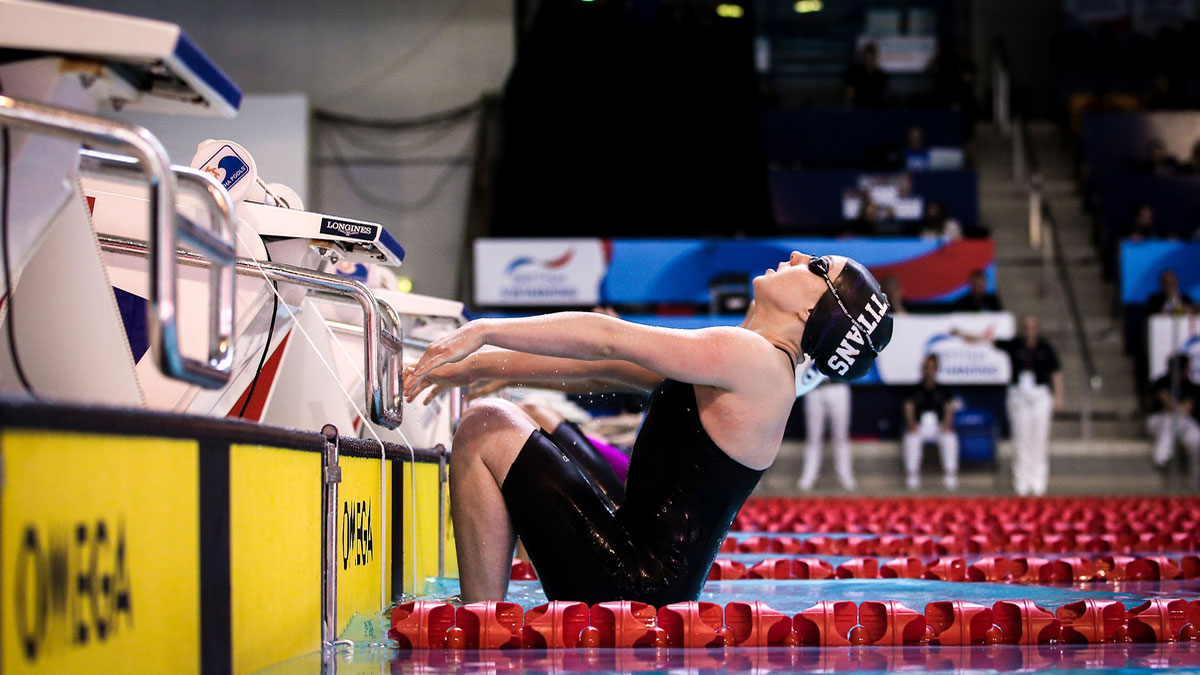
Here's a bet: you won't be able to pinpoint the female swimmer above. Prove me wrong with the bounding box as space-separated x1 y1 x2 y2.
403 252 892 605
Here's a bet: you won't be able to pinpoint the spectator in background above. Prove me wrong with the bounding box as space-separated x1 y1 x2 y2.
882 276 910 314
902 354 959 491
1146 268 1195 315
844 197 892 237
797 378 855 492
904 125 930 172
955 315 1062 496
1135 139 1180 176
918 200 962 240
845 41 888 107
1147 354 1200 489
1128 203 1157 241
953 269 1003 312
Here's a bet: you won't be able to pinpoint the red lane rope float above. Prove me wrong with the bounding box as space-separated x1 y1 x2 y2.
510 554 1200 583
388 598 1200 649
716 532 1200 557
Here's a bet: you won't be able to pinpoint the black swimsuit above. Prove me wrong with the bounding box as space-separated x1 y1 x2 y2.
501 379 765 605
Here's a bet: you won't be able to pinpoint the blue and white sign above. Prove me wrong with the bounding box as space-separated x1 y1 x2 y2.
873 312 1016 385
474 239 609 306
1120 241 1200 305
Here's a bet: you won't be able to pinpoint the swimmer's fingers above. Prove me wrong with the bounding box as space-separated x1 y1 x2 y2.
404 377 433 404
403 366 439 403
405 361 475 403
407 323 485 390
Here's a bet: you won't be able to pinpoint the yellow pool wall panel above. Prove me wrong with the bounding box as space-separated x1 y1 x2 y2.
1 430 200 675
229 444 321 675
400 461 442 595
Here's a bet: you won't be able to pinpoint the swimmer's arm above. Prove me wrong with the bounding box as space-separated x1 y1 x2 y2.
461 349 660 393
466 378 637 401
407 313 762 395
471 313 761 389
405 348 660 403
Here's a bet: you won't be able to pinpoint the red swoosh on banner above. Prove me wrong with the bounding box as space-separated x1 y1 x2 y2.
868 239 995 301
542 248 575 269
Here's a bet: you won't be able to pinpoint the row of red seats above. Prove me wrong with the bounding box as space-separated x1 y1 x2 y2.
704 554 1200 582
718 531 1197 556
733 519 1200 541
389 598 1200 649
733 497 1200 537
742 496 1200 515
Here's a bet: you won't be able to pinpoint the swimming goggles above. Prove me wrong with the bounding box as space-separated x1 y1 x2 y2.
808 254 882 356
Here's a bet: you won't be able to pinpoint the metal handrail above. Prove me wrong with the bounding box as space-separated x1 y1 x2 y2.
97 233 404 429
310 291 404 428
1013 116 1102 438
0 95 235 388
991 38 1013 137
79 149 236 385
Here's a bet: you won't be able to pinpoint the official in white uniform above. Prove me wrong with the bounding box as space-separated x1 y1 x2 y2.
997 316 1062 496
797 379 855 491
902 354 959 490
1147 354 1200 489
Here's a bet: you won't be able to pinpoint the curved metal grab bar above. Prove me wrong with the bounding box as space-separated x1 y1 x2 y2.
310 291 404 428
0 95 233 387
97 233 401 429
79 149 236 384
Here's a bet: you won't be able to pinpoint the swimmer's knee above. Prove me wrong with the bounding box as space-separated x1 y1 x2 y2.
458 399 524 430
454 400 537 451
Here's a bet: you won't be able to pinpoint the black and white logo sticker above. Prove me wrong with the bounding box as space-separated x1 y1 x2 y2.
319 217 378 241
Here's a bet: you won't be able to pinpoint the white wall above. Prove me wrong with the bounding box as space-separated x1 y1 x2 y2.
108 94 311 204
67 0 515 298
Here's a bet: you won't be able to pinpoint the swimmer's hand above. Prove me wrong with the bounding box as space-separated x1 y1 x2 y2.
404 321 488 400
402 363 469 405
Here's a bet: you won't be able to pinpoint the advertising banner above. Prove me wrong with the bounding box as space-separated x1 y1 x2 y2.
474 239 610 306
2 432 199 674
871 312 1015 385
1120 241 1200 305
475 237 995 307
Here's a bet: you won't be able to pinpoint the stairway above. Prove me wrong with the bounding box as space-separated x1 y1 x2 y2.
976 120 1143 441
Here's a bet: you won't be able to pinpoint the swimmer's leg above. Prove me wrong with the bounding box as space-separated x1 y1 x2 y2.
450 399 539 603
518 398 626 502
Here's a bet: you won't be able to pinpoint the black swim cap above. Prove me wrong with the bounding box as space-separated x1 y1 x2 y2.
800 258 893 382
